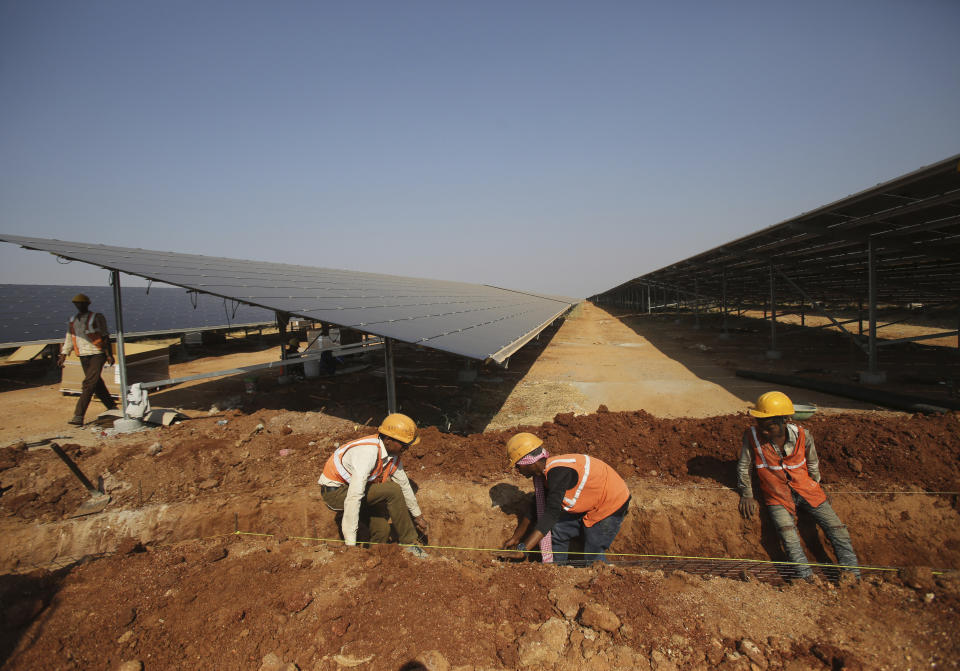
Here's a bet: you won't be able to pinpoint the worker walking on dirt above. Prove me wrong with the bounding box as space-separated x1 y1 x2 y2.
738 391 860 580
57 293 116 426
500 432 631 565
319 413 430 557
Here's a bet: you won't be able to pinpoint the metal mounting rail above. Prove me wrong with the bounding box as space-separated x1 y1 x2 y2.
138 338 383 390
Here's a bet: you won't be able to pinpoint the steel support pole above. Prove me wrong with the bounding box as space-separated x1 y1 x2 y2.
767 263 780 359
111 270 129 418
867 238 880 376
693 278 700 329
720 269 729 338
647 284 652 315
384 337 397 413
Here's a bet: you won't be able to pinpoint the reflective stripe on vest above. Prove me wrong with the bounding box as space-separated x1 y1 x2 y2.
549 456 591 511
750 427 807 472
69 313 105 353
544 454 630 527
327 436 399 484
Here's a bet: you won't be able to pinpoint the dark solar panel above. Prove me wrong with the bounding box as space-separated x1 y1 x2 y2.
0 236 575 362
1 284 274 347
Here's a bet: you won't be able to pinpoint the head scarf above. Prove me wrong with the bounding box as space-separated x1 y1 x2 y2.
516 449 553 563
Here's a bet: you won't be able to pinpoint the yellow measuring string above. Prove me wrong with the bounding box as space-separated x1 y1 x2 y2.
232 530 919 573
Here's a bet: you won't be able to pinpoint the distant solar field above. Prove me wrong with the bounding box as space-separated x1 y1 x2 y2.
1 284 274 347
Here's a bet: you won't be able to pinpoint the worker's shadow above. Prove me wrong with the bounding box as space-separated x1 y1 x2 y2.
685 455 738 488
488 483 531 517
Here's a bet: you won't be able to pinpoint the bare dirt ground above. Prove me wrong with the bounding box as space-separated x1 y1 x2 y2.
1 305 959 670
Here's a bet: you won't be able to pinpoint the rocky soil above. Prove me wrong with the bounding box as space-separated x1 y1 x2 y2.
2 407 959 670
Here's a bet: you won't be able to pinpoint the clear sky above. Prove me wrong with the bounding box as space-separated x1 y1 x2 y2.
1 1 958 299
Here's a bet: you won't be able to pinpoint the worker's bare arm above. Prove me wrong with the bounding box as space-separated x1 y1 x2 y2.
502 516 533 549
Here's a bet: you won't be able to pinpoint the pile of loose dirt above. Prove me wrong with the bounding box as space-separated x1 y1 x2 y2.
3 409 958 525
2 407 960 670
2 535 959 670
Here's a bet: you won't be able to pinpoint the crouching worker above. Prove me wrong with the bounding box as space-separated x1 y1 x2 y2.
499 432 630 565
738 391 860 581
319 413 429 558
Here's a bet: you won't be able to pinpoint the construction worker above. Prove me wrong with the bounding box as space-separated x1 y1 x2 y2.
56 293 116 426
738 391 860 580
500 432 630 565
319 413 429 557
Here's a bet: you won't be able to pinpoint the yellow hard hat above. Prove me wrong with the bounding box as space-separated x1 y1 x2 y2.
72 293 91 304
749 391 795 418
378 413 420 446
507 432 543 467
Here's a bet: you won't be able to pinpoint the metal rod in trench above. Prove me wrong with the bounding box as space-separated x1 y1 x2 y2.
111 269 129 418
50 442 102 494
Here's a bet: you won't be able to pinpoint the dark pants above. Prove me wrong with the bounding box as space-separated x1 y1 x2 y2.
551 504 629 565
73 353 115 420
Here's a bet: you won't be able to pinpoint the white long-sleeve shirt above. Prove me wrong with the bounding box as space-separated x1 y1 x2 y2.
61 311 110 357
318 437 421 545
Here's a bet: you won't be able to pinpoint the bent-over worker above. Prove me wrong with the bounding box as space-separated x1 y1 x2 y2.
738 391 860 580
319 413 429 557
500 432 630 565
57 293 116 426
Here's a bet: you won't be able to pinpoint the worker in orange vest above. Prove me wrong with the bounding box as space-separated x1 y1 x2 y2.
738 391 860 581
500 432 630 565
57 293 117 426
319 413 429 557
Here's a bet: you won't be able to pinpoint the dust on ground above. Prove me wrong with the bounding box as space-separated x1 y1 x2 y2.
2 306 960 670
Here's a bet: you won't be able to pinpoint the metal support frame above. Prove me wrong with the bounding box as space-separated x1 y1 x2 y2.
867 238 880 375
110 270 129 418
859 237 886 383
693 277 701 329
766 263 780 359
774 269 869 354
384 337 397 413
647 284 652 315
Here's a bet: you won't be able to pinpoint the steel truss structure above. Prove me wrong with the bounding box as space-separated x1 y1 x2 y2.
592 153 960 379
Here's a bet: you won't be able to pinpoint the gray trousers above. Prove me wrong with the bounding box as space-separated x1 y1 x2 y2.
768 491 860 578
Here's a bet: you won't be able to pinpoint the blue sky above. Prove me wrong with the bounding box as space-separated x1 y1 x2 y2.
1 1 958 298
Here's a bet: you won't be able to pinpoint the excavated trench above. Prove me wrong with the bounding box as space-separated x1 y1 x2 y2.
5 478 959 580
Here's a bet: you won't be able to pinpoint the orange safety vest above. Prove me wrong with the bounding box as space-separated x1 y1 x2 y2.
544 454 630 527
750 425 826 515
69 312 107 353
321 435 400 485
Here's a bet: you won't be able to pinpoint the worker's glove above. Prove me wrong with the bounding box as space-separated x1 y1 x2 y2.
413 516 429 534
57 354 66 368
738 496 758 520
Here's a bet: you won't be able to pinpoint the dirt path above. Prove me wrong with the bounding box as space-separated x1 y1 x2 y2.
487 303 880 429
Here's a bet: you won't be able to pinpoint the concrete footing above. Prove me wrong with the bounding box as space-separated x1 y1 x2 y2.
113 417 146 433
859 370 887 384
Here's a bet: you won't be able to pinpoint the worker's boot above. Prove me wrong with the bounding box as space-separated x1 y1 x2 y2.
403 546 428 559
68 416 84 426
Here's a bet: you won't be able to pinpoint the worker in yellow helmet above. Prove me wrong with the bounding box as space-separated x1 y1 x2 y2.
319 413 429 557
500 431 630 565
738 391 859 581
56 293 117 426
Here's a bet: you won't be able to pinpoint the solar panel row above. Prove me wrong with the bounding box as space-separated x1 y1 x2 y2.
0 235 575 362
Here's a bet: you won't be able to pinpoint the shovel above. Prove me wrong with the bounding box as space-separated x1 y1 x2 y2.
49 442 111 517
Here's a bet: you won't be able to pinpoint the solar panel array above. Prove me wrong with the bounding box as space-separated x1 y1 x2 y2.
595 153 960 307
0 236 574 362
0 284 274 347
